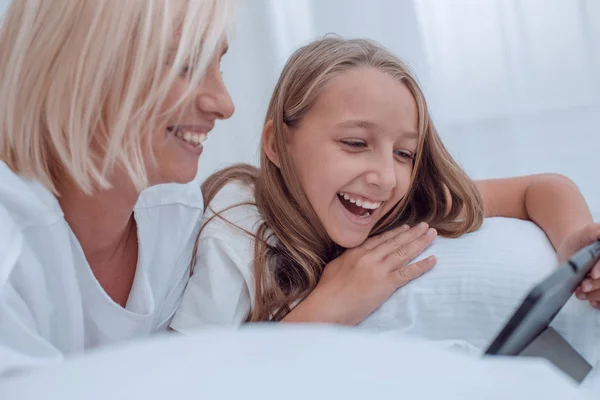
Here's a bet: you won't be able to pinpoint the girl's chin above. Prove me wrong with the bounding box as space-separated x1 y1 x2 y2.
331 235 368 250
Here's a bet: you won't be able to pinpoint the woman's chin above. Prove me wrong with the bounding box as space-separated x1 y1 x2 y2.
160 158 199 184
147 166 198 186
169 170 198 184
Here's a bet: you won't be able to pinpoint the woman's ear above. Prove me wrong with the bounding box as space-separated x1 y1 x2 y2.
263 120 281 168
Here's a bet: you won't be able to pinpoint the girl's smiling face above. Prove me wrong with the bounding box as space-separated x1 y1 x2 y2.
286 67 419 248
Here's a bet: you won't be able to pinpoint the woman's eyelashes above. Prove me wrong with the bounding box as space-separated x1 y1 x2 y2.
340 139 415 162
180 65 191 76
180 61 223 78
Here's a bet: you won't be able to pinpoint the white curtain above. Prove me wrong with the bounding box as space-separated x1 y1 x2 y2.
414 0 600 216
204 0 600 217
2 0 595 215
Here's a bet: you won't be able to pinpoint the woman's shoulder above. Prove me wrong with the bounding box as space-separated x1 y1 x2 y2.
0 203 23 290
0 161 64 227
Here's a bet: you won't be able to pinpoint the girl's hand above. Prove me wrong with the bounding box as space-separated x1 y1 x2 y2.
284 223 437 325
557 223 600 309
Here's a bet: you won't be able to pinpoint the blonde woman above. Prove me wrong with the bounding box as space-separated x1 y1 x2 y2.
0 0 235 375
171 37 600 330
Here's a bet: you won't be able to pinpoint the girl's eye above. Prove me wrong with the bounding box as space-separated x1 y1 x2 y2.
394 150 415 162
341 139 367 149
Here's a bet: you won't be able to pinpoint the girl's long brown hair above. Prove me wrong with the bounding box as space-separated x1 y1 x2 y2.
198 37 483 322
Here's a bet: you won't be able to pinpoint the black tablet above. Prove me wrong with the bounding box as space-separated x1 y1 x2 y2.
485 240 600 356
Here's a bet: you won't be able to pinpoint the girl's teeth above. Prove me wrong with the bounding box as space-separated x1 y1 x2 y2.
338 192 382 210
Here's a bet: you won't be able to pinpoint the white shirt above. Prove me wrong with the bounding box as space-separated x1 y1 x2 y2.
171 182 258 330
0 161 204 376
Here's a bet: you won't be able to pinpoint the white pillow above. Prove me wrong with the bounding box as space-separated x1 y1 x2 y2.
360 217 600 367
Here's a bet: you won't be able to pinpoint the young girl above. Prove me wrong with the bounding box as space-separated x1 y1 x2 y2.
171 37 600 330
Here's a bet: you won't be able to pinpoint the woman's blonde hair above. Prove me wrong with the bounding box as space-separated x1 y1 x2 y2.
201 37 484 322
0 0 234 194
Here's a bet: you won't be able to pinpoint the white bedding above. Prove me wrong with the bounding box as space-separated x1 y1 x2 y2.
0 326 594 399
360 217 600 388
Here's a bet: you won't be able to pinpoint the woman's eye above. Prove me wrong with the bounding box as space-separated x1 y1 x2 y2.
180 65 190 76
341 139 367 149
